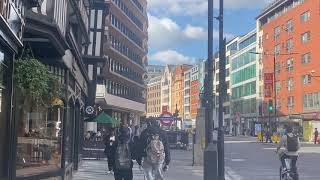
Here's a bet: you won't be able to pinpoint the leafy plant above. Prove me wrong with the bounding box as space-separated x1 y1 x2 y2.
14 56 61 106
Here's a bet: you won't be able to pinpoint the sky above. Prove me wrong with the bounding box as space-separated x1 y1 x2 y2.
147 0 275 65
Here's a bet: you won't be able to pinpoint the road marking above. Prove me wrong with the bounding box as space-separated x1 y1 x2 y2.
226 167 243 180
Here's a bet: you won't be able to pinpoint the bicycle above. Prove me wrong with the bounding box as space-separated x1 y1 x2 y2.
279 157 299 180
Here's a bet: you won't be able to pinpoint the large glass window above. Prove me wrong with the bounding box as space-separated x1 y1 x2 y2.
16 104 63 177
231 65 256 85
0 48 11 179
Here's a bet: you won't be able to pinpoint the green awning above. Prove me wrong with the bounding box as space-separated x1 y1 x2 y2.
85 112 120 126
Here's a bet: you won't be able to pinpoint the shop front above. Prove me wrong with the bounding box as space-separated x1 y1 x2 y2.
0 1 24 179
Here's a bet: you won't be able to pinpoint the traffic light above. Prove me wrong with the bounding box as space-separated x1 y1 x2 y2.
268 99 273 112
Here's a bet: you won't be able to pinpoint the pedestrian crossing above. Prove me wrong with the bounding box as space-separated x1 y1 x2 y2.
73 160 145 180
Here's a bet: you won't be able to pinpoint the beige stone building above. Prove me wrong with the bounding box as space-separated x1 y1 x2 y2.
146 76 162 117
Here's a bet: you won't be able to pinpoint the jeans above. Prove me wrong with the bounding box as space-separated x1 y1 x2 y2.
114 169 133 180
281 154 298 179
143 160 164 180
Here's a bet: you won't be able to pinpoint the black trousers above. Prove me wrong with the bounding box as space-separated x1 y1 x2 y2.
114 169 133 180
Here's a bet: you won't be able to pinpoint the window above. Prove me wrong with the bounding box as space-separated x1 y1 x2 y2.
302 74 311 85
288 96 294 108
274 26 281 40
288 77 293 91
301 31 310 44
275 63 281 73
286 19 293 32
274 44 281 56
300 11 310 23
286 39 293 53
286 58 293 71
276 99 281 109
276 81 281 93
303 92 320 110
301 52 311 64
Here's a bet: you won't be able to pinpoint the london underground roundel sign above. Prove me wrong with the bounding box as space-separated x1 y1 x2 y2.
159 111 174 126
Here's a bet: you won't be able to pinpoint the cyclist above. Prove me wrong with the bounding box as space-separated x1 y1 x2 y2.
276 125 300 179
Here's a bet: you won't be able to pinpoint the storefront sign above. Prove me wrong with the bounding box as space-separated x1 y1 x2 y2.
264 73 273 98
85 106 95 115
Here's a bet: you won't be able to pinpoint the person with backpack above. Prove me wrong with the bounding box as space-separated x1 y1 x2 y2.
276 125 300 179
137 120 170 180
109 125 134 180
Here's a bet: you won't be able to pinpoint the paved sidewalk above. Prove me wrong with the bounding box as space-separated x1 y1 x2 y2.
73 150 238 180
73 160 145 180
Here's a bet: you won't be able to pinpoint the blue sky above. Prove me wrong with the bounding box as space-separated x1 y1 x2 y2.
147 0 274 65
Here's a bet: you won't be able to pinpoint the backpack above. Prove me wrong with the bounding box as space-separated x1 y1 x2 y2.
146 134 165 164
115 142 132 170
286 134 299 152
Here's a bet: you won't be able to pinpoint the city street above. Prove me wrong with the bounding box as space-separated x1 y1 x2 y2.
225 136 320 180
73 136 320 179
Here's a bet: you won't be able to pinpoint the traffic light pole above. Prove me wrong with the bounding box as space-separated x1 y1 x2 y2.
273 56 277 130
217 0 225 178
204 0 218 179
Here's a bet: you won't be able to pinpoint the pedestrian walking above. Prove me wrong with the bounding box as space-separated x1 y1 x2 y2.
137 120 170 180
105 129 116 174
314 128 318 144
109 126 135 180
265 128 273 143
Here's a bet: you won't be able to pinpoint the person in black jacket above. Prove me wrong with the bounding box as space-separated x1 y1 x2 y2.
105 129 116 174
137 120 170 180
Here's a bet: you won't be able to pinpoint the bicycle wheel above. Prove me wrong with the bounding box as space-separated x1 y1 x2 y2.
279 167 282 180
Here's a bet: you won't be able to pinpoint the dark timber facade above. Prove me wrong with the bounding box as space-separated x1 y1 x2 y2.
0 0 92 179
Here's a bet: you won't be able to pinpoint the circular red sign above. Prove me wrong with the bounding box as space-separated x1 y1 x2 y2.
160 112 174 126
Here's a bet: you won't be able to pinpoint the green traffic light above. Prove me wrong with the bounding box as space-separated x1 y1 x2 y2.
268 106 273 111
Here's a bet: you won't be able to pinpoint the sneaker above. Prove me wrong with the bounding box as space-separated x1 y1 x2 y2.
106 171 112 175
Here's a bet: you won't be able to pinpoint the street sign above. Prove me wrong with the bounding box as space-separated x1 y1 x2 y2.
264 73 274 98
159 111 174 126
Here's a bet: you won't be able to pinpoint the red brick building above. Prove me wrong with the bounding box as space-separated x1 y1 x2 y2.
257 0 320 140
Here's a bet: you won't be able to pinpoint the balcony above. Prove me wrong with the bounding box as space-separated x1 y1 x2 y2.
96 84 146 113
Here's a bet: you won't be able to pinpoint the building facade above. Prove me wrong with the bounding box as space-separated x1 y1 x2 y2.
190 65 199 120
0 0 92 179
214 52 231 128
0 0 24 179
229 30 261 135
145 65 165 83
146 76 162 117
171 65 192 120
184 68 192 120
160 65 175 113
257 0 320 141
95 0 148 126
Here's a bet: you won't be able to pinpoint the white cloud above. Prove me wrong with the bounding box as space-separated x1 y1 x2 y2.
148 0 274 16
149 15 233 50
184 24 207 40
150 50 195 65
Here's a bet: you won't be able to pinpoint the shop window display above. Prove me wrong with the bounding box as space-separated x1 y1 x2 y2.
15 104 63 176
